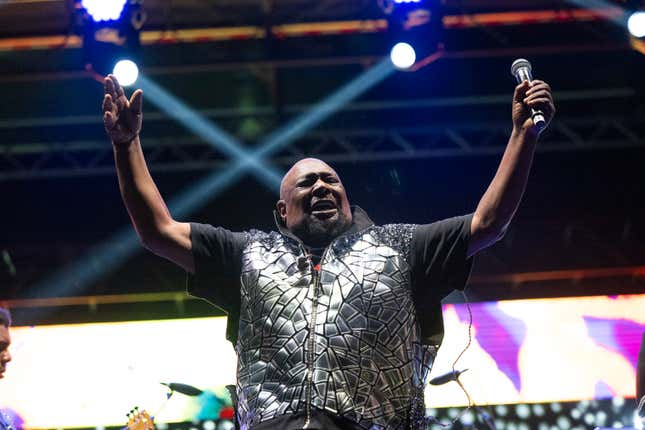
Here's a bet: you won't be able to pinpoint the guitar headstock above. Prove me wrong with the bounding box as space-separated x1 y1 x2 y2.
125 407 154 430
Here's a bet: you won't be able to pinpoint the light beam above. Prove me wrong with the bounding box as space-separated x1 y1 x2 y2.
31 58 395 298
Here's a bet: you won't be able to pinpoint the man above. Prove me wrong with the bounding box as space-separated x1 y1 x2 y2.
0 308 14 430
0 308 11 381
103 73 554 430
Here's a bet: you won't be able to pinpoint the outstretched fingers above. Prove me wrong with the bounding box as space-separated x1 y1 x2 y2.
129 89 143 115
102 93 113 114
103 94 117 129
104 76 118 101
106 74 128 111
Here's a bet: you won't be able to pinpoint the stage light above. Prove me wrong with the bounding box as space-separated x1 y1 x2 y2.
112 59 139 86
390 42 416 69
136 75 281 188
217 422 235 430
628 11 645 38
459 410 475 426
382 0 441 71
516 404 531 419
556 416 572 430
532 404 546 417
496 405 508 416
30 58 394 300
634 410 644 430
612 396 625 409
75 0 145 76
81 0 127 22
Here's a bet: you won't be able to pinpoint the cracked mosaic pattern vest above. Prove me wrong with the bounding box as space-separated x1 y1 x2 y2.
234 223 438 430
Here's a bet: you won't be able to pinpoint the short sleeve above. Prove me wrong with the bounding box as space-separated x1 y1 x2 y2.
186 222 248 342
410 214 474 345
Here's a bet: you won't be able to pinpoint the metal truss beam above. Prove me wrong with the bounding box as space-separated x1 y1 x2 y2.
1 115 643 180
0 42 632 85
0 7 625 52
1 87 641 180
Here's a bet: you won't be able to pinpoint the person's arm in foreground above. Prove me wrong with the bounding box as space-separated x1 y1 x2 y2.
468 79 556 257
103 74 194 272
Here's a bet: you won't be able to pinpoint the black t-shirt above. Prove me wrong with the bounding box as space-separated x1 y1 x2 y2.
187 213 473 344
186 213 473 429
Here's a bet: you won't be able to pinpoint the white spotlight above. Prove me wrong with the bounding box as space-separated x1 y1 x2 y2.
82 0 127 22
390 42 416 70
635 410 644 430
628 11 645 38
113 59 139 86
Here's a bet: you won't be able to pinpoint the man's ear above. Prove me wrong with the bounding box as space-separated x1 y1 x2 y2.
276 200 287 223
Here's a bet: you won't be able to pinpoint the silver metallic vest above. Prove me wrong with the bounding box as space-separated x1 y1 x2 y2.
235 224 437 430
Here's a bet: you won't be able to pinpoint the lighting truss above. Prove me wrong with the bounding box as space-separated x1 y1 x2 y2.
1 91 643 181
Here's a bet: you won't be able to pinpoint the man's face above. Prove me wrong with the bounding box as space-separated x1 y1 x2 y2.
277 158 352 247
0 325 11 379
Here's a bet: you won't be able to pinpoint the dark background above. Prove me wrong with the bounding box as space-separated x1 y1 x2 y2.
1 0 644 323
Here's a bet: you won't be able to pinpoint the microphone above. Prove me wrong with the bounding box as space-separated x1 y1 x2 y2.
160 382 203 396
428 368 468 386
511 58 546 132
297 255 311 272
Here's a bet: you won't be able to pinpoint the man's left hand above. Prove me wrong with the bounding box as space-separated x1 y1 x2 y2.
512 79 555 136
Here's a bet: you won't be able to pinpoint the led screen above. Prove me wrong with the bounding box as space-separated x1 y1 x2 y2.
426 294 644 407
0 317 237 428
0 294 643 428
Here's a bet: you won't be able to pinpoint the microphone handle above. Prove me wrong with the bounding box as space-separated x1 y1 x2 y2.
515 68 546 132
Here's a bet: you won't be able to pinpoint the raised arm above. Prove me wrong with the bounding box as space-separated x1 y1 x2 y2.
468 79 555 257
103 75 195 272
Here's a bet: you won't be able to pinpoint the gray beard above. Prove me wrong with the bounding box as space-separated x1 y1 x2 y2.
292 214 352 248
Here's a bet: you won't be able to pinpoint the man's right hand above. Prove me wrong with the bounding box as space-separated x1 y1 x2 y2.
103 74 143 146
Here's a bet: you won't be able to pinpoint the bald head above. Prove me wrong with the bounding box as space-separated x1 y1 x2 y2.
280 158 338 200
276 158 352 246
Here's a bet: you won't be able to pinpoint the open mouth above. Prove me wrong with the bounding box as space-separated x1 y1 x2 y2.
310 199 337 216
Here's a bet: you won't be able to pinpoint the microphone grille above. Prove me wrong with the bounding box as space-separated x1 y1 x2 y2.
511 58 532 77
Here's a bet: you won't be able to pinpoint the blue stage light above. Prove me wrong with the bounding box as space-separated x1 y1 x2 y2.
113 59 139 86
136 75 282 189
30 58 395 300
394 0 422 3
628 11 645 38
81 0 127 22
390 42 416 69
